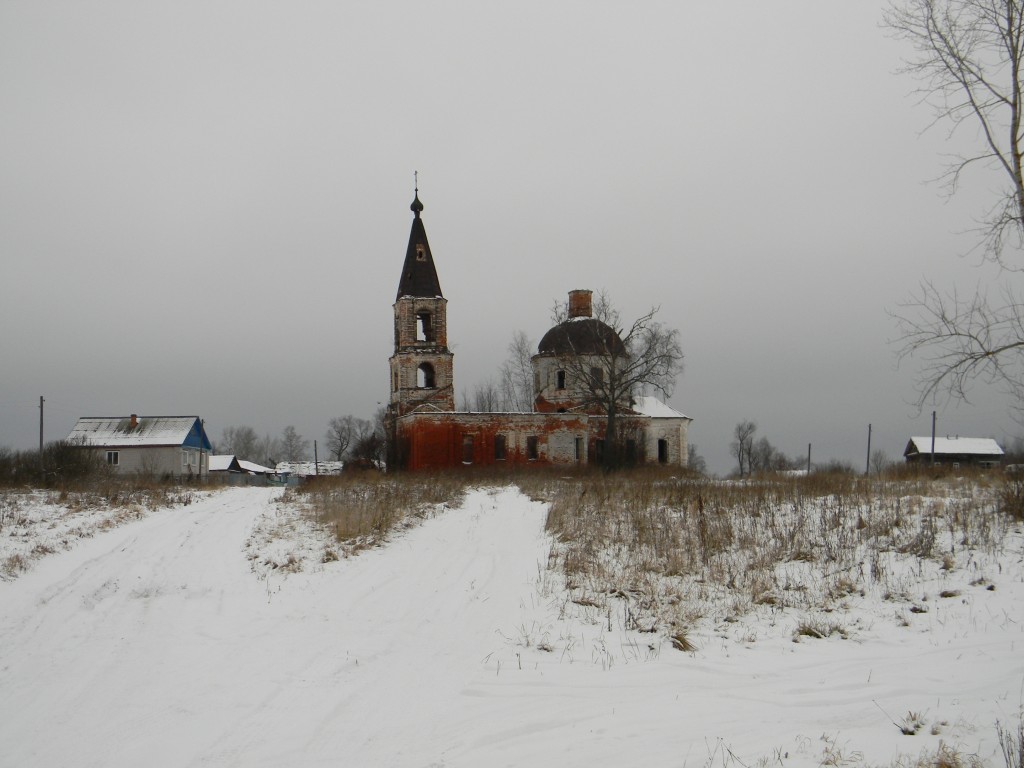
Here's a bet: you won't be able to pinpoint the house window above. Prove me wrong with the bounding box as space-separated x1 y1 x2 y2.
556 370 566 390
526 436 539 461
416 312 432 342
417 362 436 388
575 437 583 462
462 434 474 464
658 439 668 464
182 450 193 468
494 434 506 461
594 439 605 463
106 451 119 466
591 366 603 384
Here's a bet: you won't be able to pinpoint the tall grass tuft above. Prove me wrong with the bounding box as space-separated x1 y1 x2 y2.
998 718 1024 768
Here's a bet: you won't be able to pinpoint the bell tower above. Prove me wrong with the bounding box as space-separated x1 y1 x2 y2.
388 187 455 416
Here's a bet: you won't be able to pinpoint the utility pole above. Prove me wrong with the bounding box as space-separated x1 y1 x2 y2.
806 443 812 475
931 410 937 466
314 440 320 476
39 395 44 472
866 423 872 476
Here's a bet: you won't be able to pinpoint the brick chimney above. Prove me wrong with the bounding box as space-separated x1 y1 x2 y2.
568 289 593 319
130 414 138 429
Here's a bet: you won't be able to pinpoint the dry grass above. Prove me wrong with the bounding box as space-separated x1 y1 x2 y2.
540 468 1016 645
896 741 984 768
284 471 470 549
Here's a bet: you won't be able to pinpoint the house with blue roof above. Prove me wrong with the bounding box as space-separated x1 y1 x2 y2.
67 415 212 477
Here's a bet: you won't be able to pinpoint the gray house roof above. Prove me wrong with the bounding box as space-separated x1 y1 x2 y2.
68 416 211 450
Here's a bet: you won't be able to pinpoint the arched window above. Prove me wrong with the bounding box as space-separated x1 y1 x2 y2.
416 312 432 342
417 362 436 388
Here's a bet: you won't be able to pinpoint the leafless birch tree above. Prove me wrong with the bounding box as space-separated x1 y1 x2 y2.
885 0 1024 410
499 330 535 412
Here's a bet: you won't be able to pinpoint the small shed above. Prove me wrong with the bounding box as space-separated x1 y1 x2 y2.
68 415 212 477
903 436 1004 468
208 455 243 474
238 460 276 476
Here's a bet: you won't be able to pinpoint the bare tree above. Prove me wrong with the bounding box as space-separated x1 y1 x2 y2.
731 420 757 477
350 408 387 464
896 280 1024 407
885 0 1024 410
256 433 281 468
500 330 535 411
279 425 309 462
218 425 259 459
552 292 684 470
687 443 708 475
747 435 795 474
870 449 893 475
325 416 358 461
460 379 502 412
1004 434 1024 461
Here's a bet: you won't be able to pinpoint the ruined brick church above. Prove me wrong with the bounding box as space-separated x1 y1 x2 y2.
386 190 691 471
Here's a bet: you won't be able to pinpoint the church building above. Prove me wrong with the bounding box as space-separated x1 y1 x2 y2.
386 190 691 471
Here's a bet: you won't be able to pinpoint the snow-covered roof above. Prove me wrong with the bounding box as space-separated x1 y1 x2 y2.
905 437 1003 457
238 460 275 475
631 396 689 420
68 416 208 448
274 461 344 477
207 455 237 472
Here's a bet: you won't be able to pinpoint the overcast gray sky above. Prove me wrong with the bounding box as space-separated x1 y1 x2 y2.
1 1 1016 475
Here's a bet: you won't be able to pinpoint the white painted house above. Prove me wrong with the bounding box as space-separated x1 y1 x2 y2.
68 415 212 477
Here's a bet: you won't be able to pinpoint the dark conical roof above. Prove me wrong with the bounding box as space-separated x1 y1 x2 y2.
537 318 626 356
396 192 443 300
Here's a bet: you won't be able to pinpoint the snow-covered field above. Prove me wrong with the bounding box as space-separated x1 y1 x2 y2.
1 485 1022 767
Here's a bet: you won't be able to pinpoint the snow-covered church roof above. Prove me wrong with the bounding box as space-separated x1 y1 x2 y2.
631 396 689 420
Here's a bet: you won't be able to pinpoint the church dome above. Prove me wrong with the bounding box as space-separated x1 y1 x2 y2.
537 317 626 356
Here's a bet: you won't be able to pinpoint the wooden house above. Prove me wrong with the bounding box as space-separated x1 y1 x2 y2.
903 436 1004 468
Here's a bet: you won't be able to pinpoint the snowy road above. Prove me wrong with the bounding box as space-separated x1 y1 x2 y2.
2 486 1022 768
0 486 558 767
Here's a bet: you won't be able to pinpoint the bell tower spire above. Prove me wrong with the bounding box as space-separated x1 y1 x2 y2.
397 175 442 300
388 183 455 418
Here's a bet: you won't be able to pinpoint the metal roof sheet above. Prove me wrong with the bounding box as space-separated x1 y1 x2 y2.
68 416 202 447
